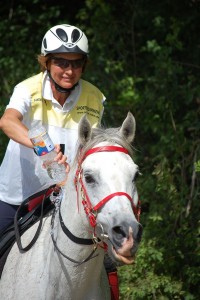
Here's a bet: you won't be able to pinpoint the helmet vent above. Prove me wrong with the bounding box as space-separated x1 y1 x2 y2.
71 29 80 43
56 28 68 42
43 38 47 49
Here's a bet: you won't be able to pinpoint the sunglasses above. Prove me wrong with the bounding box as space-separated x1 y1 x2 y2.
51 57 85 69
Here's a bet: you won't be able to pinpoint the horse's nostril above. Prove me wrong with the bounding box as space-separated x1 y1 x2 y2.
112 226 126 238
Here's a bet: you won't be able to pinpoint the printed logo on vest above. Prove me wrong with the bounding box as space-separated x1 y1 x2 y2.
76 105 100 119
33 98 42 102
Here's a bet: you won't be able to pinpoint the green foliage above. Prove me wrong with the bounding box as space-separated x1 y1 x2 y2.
119 240 186 299
195 160 200 172
0 0 199 298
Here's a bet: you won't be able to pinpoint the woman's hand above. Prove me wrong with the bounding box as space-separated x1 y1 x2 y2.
54 144 70 186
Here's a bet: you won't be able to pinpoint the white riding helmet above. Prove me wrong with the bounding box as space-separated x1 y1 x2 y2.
41 24 89 56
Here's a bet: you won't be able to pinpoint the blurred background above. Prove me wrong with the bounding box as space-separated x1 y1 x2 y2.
0 1 199 299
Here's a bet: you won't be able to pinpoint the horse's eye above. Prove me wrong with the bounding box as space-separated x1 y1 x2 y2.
84 174 95 184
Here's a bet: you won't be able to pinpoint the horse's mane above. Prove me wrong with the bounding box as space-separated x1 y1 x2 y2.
73 125 134 167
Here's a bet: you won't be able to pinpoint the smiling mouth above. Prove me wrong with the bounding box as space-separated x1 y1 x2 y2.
62 77 72 82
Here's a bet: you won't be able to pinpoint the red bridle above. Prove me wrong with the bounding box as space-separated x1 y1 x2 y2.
74 146 141 227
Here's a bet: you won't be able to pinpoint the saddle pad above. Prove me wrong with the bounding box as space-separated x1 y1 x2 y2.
27 186 55 211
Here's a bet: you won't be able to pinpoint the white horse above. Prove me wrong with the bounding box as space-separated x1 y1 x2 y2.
0 112 142 300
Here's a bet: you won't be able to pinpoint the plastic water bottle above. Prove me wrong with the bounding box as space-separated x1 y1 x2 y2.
28 126 67 182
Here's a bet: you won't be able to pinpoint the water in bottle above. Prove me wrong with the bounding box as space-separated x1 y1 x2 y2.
28 126 67 182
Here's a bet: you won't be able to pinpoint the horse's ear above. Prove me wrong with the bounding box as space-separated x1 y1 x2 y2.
119 112 136 143
78 114 92 145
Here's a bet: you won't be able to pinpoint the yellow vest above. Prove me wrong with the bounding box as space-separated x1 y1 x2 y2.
22 72 104 128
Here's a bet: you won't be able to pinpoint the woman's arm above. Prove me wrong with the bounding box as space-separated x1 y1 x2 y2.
0 108 33 148
0 108 70 174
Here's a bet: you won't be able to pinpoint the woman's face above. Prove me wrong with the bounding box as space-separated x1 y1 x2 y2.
48 53 86 89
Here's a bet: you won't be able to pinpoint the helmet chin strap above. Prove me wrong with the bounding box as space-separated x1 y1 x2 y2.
47 71 78 93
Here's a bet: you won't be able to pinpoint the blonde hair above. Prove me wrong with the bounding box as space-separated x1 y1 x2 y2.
37 54 52 71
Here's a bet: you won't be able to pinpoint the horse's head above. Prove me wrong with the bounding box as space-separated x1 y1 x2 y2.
75 112 142 265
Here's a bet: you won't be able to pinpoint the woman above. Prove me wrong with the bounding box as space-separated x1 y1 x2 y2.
0 24 105 232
